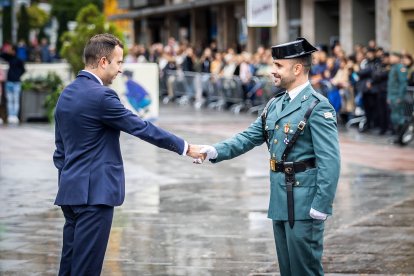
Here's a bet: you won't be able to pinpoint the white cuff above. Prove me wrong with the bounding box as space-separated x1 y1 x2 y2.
310 208 328 220
182 141 188 156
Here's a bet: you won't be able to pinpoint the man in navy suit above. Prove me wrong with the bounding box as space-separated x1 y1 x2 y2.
53 33 201 275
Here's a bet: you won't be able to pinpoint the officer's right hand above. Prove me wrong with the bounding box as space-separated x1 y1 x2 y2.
193 145 218 164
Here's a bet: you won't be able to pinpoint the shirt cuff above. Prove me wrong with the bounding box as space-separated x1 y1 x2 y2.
182 141 188 156
310 208 328 220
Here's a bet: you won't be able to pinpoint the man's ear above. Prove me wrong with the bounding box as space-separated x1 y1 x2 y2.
293 63 302 76
98 56 107 69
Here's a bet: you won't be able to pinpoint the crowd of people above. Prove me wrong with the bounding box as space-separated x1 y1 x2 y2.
1 36 413 144
123 38 414 143
2 38 58 64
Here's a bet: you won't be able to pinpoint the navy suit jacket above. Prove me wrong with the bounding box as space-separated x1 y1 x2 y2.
53 71 185 206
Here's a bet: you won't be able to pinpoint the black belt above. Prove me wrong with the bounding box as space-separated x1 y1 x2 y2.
269 158 316 173
270 158 316 229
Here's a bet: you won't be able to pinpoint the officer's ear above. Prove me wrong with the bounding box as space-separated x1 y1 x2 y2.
292 62 303 76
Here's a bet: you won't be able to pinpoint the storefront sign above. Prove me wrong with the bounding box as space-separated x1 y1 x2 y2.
247 0 277 27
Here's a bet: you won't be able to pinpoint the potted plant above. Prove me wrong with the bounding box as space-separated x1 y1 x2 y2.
21 72 63 122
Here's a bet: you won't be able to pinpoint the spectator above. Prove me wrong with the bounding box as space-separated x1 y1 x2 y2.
0 45 26 123
40 38 52 63
387 52 408 144
402 53 414 86
372 52 391 135
16 40 28 62
357 48 379 132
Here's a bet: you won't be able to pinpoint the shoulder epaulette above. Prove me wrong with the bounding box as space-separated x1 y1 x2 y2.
311 91 327 101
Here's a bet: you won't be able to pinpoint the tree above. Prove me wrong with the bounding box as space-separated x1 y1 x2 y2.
2 3 12 43
17 4 30 43
17 3 50 43
26 4 49 30
60 4 124 74
51 0 103 54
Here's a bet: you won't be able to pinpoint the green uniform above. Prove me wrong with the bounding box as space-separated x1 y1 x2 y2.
211 84 340 275
387 63 408 127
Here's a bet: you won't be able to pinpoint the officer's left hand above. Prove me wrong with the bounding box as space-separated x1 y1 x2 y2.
310 208 328 220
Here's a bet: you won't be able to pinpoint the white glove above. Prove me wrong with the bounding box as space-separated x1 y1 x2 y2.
309 208 328 220
193 145 218 164
200 145 218 160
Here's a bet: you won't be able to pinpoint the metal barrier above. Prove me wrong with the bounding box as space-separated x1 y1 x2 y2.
160 70 277 114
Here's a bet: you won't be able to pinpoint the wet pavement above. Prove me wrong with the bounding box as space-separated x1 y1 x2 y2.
0 104 414 276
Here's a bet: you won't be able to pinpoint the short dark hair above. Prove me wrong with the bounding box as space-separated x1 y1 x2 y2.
293 55 312 73
83 33 123 67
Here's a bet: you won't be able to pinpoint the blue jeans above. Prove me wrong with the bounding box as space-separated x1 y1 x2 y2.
6 81 22 117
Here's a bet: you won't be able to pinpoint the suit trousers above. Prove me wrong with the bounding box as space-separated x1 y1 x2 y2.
59 205 114 276
273 220 325 276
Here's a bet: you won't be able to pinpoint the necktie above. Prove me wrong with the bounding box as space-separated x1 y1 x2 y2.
282 94 290 111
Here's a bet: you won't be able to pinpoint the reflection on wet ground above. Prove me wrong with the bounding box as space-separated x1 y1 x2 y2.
0 105 413 275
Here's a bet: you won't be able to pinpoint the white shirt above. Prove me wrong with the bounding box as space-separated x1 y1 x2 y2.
286 80 328 220
81 70 188 155
286 80 310 101
82 70 103 85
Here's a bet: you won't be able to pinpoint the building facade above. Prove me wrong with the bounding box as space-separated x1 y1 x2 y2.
108 0 414 55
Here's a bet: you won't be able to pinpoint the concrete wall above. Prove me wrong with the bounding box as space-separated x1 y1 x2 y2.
340 0 353 55
314 1 339 47
301 0 315 44
353 0 376 46
376 0 391 51
391 0 414 55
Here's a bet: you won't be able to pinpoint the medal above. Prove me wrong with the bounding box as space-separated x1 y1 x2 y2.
284 123 290 134
284 122 290 144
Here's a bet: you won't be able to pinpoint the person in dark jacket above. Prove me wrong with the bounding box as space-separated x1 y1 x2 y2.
372 52 390 134
0 44 26 123
356 48 380 132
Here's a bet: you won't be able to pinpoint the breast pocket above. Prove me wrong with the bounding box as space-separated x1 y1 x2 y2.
264 119 277 144
286 122 306 138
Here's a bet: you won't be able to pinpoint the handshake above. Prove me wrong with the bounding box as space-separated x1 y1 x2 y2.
186 144 218 164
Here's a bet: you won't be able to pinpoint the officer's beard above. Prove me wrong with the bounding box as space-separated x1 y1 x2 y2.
277 75 295 90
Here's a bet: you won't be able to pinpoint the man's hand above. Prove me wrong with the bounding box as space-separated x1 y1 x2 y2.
186 144 204 159
192 145 218 164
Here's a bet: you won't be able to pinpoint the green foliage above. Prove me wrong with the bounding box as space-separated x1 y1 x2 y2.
27 4 50 29
17 4 30 43
22 72 64 123
51 0 103 53
60 4 124 74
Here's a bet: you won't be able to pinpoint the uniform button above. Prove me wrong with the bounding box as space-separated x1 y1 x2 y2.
273 139 278 144
265 125 269 130
275 125 279 130
295 181 300 186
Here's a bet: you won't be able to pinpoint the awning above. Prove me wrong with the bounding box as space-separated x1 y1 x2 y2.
108 0 242 20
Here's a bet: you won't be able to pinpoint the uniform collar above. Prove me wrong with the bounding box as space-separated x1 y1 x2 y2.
286 81 310 101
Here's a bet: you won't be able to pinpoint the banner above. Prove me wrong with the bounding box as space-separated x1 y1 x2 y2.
111 63 159 121
247 0 277 27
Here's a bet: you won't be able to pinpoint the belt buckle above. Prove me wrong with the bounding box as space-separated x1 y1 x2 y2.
298 121 306 131
270 159 277 171
284 162 294 174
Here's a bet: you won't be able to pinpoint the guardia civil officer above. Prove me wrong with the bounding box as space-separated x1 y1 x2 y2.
387 52 408 145
194 38 341 275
